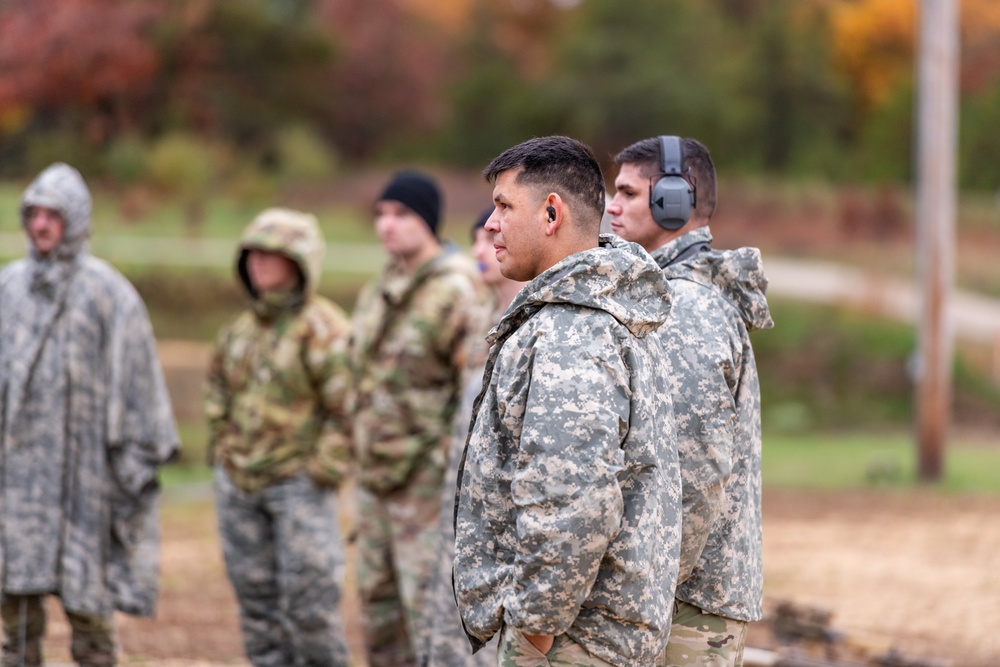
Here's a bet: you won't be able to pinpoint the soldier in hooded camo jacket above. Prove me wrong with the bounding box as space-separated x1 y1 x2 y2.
205 208 352 667
0 163 179 667
422 207 524 667
609 136 774 667
348 171 490 667
454 136 684 667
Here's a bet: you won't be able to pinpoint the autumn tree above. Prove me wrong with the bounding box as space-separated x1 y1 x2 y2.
831 0 1000 116
152 0 337 160
0 0 165 171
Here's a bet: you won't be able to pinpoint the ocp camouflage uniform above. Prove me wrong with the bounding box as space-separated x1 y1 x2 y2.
205 208 351 667
455 235 683 667
650 227 773 667
0 163 179 666
423 305 498 667
349 248 489 667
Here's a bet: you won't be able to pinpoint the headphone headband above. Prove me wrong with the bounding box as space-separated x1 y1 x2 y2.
659 135 684 177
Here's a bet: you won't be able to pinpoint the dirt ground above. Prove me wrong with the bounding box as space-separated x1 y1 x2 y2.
28 483 999 667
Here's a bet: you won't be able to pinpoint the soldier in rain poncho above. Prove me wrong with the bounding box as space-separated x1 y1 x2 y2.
0 163 179 666
609 136 774 667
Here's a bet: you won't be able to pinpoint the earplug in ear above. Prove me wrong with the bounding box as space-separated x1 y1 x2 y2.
546 206 556 222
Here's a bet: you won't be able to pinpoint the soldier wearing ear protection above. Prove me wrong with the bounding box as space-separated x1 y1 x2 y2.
609 137 774 667
649 135 696 231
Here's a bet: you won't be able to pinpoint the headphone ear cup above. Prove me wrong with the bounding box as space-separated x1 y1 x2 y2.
650 135 694 231
650 176 693 231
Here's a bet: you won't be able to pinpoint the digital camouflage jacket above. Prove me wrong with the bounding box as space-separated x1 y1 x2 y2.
0 163 179 617
652 226 773 622
454 235 683 667
205 208 352 493
349 249 488 494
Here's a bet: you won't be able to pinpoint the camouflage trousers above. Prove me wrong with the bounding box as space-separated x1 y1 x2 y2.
422 437 496 667
215 467 350 667
356 468 442 667
498 625 615 667
0 594 115 667
656 600 748 667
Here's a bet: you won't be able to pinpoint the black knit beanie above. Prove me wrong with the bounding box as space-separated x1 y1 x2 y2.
378 170 441 235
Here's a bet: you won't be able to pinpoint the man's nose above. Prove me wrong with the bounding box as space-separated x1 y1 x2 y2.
484 212 499 232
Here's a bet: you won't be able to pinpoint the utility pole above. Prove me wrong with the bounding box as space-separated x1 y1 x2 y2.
914 0 958 482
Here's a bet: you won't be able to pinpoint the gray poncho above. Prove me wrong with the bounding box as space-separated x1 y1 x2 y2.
0 163 179 617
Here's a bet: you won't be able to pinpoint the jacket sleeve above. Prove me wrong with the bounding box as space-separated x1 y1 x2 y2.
204 326 235 466
504 338 628 635
304 308 353 488
433 271 493 378
668 297 740 582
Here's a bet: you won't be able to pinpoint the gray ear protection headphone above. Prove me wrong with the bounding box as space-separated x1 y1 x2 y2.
649 135 695 231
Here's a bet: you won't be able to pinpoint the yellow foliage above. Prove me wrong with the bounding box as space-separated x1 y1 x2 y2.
831 0 1000 111
0 104 31 137
831 0 917 111
961 0 1000 41
402 0 475 33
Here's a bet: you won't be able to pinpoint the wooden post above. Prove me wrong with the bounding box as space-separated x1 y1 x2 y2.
914 0 958 482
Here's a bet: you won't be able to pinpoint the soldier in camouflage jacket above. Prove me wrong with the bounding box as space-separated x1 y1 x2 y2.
0 163 179 666
205 208 351 666
423 208 523 667
455 136 683 667
348 171 489 667
610 137 773 667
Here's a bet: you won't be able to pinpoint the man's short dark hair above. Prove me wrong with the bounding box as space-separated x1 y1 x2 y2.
483 136 606 230
614 137 717 219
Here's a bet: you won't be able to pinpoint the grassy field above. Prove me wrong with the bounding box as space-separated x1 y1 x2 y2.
0 182 378 241
762 431 1000 494
163 417 1000 496
5 175 1000 498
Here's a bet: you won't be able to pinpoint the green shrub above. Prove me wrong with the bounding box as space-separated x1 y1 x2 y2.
275 124 339 183
105 135 148 185
24 130 102 176
755 299 1000 434
145 133 215 197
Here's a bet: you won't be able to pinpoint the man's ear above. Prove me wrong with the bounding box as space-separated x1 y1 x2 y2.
543 194 563 237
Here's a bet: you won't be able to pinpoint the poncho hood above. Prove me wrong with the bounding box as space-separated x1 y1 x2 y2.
495 234 671 343
20 162 92 262
654 227 773 332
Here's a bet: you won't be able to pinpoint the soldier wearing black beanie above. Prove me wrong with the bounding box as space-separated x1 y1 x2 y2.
376 170 441 237
352 166 491 667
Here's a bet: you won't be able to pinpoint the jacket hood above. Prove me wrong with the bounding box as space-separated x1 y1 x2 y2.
236 207 325 301
656 227 774 332
20 162 91 261
496 234 671 340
